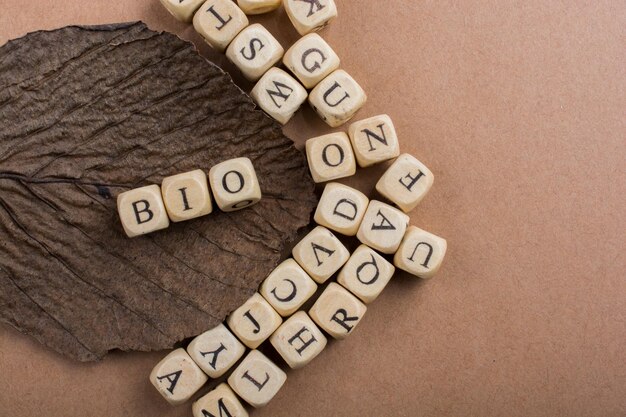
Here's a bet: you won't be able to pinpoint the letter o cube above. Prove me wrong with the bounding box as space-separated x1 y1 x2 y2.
309 70 367 127
117 185 170 237
283 33 340 88
305 132 356 183
208 157 262 212
314 182 369 236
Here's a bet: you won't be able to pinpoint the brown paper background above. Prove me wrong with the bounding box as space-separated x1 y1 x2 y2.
0 1 624 416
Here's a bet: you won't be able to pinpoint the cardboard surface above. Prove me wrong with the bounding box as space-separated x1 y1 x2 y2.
0 1 624 416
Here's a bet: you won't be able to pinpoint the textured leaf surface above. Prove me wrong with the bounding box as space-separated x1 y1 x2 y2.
0 22 316 361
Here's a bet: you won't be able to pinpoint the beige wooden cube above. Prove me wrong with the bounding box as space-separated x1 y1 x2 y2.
394 226 447 279
159 0 205 22
375 153 434 213
208 157 261 212
348 114 400 167
150 348 208 405
259 259 318 317
228 350 287 408
305 132 356 183
356 200 410 254
237 0 281 14
283 0 337 35
283 33 340 88
337 244 395 304
193 0 249 52
250 67 308 125
292 226 349 283
309 69 366 127
192 383 249 417
226 292 282 349
313 182 369 236
309 282 367 339
117 185 170 238
225 24 284 82
187 323 246 378
269 311 327 369
161 169 213 223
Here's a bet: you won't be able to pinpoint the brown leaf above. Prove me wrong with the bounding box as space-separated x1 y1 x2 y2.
0 22 316 361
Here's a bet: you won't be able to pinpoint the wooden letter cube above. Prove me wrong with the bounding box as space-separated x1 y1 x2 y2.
208 157 261 212
309 282 367 339
309 70 367 127
228 350 287 408
305 132 356 183
150 348 208 405
284 0 338 35
237 0 281 14
117 185 170 237
187 323 246 378
226 292 282 349
250 67 308 124
337 244 395 304
270 311 327 369
375 153 434 213
292 225 350 283
161 169 213 223
193 383 249 417
226 24 284 82
348 114 400 167
356 200 410 254
160 0 205 22
283 33 340 88
259 259 318 317
313 182 369 236
193 0 249 52
394 226 447 279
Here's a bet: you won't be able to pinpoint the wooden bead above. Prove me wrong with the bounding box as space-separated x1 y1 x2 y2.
226 292 282 349
283 33 340 88
305 132 356 183
309 70 367 127
250 67 308 125
117 185 170 237
259 259 318 317
228 350 287 408
348 114 400 167
337 244 395 304
313 182 369 236
161 169 213 223
375 153 434 213
394 226 447 279
150 348 208 405
225 24 284 82
283 0 337 35
187 323 246 378
269 311 327 369
309 282 367 339
292 225 350 284
193 0 249 52
192 383 249 417
237 0 281 15
208 157 261 212
356 200 410 254
159 0 205 22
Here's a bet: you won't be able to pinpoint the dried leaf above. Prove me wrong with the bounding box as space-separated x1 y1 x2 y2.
0 22 316 361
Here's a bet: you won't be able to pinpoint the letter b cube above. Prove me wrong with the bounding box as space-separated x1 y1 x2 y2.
117 185 170 237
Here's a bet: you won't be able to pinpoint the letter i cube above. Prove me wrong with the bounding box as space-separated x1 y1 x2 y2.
117 185 170 237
